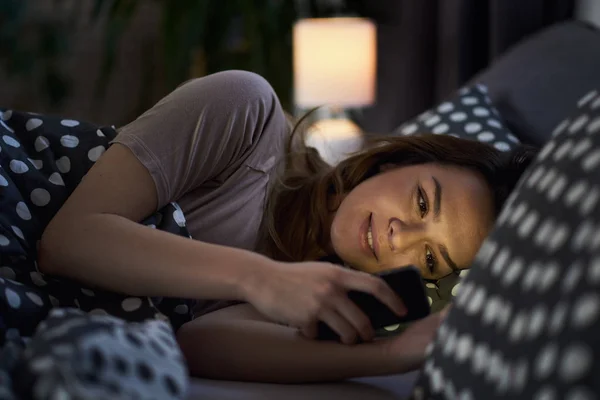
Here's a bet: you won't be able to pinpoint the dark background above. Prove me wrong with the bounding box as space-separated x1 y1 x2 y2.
0 0 574 131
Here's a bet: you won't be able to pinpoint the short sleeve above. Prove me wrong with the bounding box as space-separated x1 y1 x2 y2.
111 70 286 209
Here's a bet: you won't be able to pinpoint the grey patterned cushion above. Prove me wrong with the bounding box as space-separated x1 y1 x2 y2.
411 89 600 399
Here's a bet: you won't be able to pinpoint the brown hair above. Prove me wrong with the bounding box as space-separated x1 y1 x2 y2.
261 118 538 263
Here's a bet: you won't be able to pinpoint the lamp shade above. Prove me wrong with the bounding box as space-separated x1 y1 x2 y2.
293 17 376 108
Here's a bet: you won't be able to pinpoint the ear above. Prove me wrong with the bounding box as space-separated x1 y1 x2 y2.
379 163 396 173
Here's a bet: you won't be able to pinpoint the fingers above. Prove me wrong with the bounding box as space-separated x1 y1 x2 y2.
333 296 375 342
319 309 359 345
340 270 407 317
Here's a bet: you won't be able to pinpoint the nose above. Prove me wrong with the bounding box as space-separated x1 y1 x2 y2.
387 217 426 252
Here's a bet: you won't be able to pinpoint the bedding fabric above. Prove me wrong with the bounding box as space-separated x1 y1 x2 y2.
0 109 192 399
411 90 600 398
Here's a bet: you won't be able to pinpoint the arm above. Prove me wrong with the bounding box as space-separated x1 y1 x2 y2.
39 144 269 299
177 304 441 383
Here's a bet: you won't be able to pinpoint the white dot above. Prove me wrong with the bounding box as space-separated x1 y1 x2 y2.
539 262 560 293
573 222 594 251
547 175 568 202
0 175 8 187
572 293 600 329
1 110 12 120
437 102 454 113
16 202 31 220
121 297 142 312
593 97 600 109
454 335 473 363
578 90 598 107
523 263 542 291
5 288 21 308
28 158 43 170
518 211 539 238
56 156 71 173
527 165 546 188
442 330 458 356
549 302 568 335
588 257 600 283
461 96 479 106
570 114 590 134
465 287 486 315
430 368 444 393
553 119 570 137
2 135 20 147
566 387 596 400
562 262 583 293
450 112 468 122
560 344 592 383
539 168 558 192
502 257 523 286
582 150 600 172
509 202 528 226
30 188 51 207
0 267 15 280
496 302 513 331
87 145 106 162
491 247 510 276
9 160 29 174
60 135 79 148
528 305 547 339
96 129 106 137
535 342 558 379
477 131 495 142
432 123 449 134
509 311 527 343
465 122 482 134
535 219 555 247
580 187 600 216
538 141 556 161
60 119 80 127
571 138 592 159
512 359 529 392
507 133 519 143
81 288 95 296
473 107 490 117
174 304 189 314
587 117 600 134
553 140 573 161
458 389 474 400
26 118 43 131
486 351 504 383
401 123 418 135
49 295 59 307
30 272 46 286
476 240 498 267
487 119 502 129
173 209 186 227
547 224 569 253
26 292 44 306
533 386 557 400
482 296 501 325
494 141 511 152
48 172 65 186
33 135 49 152
471 343 490 374
0 235 11 246
11 226 24 240
424 114 441 127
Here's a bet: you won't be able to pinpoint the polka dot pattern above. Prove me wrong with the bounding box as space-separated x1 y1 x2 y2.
394 84 518 153
410 89 600 399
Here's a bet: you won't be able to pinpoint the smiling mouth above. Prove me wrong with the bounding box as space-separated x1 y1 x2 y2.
367 224 374 253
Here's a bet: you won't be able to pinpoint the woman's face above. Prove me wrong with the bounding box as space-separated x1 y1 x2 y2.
329 163 495 280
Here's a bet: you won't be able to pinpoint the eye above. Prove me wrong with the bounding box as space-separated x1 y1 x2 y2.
417 187 429 218
425 246 437 274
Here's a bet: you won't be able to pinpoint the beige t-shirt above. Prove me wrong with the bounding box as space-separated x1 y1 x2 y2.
111 71 289 315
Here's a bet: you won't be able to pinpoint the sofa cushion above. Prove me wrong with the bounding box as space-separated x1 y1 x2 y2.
475 21 600 146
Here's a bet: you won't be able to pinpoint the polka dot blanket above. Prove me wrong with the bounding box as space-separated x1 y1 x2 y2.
0 109 190 399
411 89 600 399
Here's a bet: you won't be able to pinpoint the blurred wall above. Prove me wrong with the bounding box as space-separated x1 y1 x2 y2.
0 0 167 126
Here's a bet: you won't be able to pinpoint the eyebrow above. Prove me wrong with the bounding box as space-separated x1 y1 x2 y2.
432 176 459 272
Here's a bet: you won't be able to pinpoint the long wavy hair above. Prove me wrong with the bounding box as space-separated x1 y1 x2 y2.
260 114 538 263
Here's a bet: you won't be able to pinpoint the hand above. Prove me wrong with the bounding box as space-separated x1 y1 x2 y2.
384 307 450 372
244 261 407 345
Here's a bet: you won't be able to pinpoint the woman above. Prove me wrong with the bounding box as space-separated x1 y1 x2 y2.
35 70 536 382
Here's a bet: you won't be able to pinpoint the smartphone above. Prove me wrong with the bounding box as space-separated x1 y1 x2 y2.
316 265 431 342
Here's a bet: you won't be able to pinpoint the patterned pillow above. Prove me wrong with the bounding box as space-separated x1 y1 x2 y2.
394 84 520 152
380 85 519 335
411 89 600 399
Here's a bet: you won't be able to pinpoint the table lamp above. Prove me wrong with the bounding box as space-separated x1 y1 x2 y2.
293 17 377 165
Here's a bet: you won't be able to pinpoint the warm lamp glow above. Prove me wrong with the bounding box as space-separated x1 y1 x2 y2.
293 17 377 108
